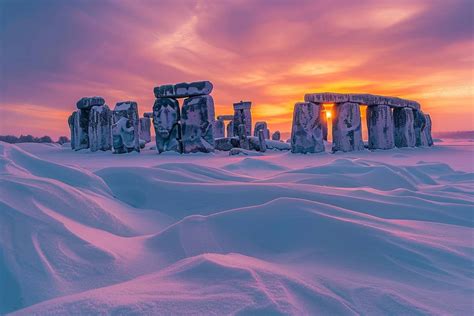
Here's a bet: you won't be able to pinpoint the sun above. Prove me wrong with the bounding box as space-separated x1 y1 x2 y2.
326 110 332 120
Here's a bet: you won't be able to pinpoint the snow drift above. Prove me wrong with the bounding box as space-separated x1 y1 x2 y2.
0 141 472 315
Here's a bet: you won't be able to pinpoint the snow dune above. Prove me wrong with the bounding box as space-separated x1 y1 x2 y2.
1 141 473 315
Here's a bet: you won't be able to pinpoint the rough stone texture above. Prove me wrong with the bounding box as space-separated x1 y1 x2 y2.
215 137 239 151
238 124 250 150
217 115 234 121
291 102 325 154
153 81 213 98
332 102 364 152
226 121 234 137
68 110 89 150
214 119 225 138
304 92 420 110
153 97 181 153
423 114 434 146
272 131 281 141
139 117 152 143
413 110 427 147
88 105 112 152
394 107 416 148
321 110 328 141
366 105 394 150
233 101 252 137
258 129 267 152
112 101 140 153
181 95 216 153
143 112 153 118
76 96 105 110
254 121 270 139
266 139 291 151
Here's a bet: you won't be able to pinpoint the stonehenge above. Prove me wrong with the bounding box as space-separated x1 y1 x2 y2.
290 102 325 154
112 101 140 153
233 101 252 137
68 88 433 155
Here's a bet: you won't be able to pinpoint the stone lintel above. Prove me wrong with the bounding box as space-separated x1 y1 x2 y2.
304 93 420 110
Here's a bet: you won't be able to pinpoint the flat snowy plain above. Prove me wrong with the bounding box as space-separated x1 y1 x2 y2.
1 139 473 315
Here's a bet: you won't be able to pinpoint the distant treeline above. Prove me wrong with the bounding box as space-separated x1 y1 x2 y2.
433 131 474 140
0 135 70 144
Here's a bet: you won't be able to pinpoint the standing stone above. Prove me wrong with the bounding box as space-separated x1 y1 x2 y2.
290 102 324 154
394 107 416 148
272 131 281 141
68 112 76 150
226 121 234 137
181 95 216 153
233 101 252 137
139 117 152 143
143 112 153 118
112 101 140 153
254 121 270 139
423 114 434 146
332 102 364 152
69 110 89 150
153 97 181 153
214 119 225 138
321 110 328 141
413 110 427 147
366 105 395 150
258 129 266 152
88 105 112 152
238 124 250 150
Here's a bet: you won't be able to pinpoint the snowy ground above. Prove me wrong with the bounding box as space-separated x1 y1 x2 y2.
1 140 473 315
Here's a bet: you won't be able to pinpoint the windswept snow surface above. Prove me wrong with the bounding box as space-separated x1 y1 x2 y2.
1 140 473 315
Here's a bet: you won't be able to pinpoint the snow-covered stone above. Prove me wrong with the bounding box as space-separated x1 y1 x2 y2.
215 137 239 151
68 109 89 150
233 101 252 137
76 96 105 110
229 147 263 156
112 101 140 153
139 117 152 143
272 131 281 141
304 92 420 110
290 102 324 154
181 95 216 153
214 119 225 138
366 105 394 150
152 97 181 153
394 107 415 148
153 81 213 98
423 114 434 146
413 110 427 147
237 124 250 150
258 129 266 152
226 121 234 137
332 102 364 152
266 139 291 151
88 105 112 152
321 110 328 141
254 121 270 139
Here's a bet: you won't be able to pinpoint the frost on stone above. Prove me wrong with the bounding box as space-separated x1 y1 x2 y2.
89 105 112 152
112 101 140 153
394 107 416 148
76 96 105 110
413 110 427 147
423 114 434 147
214 119 225 139
305 92 420 110
68 110 89 150
258 129 267 152
139 117 152 143
332 102 364 152
226 121 234 137
233 101 252 137
153 81 213 98
291 102 324 154
254 121 270 139
366 105 395 150
181 95 216 153
271 131 281 141
153 97 181 153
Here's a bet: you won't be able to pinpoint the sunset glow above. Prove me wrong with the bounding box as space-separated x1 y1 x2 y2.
0 0 473 139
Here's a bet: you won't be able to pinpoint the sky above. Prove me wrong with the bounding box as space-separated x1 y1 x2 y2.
1 0 473 139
